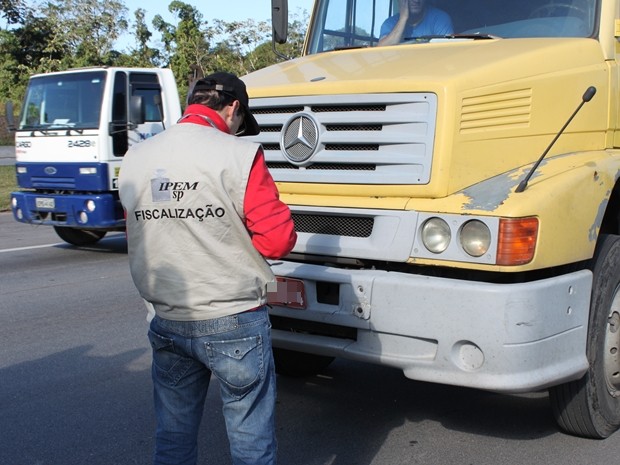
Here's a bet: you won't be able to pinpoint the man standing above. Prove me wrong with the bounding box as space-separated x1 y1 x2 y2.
119 72 297 465
378 0 453 46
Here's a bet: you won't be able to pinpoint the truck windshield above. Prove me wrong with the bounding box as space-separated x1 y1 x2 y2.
306 0 598 53
19 71 106 131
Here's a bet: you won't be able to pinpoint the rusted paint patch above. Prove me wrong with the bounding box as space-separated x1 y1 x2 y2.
461 169 530 211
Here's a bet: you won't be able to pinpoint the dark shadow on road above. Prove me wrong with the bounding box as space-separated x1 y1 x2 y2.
273 359 557 465
53 233 128 255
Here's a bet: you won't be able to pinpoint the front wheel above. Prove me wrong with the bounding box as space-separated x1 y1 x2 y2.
549 234 620 438
53 227 107 246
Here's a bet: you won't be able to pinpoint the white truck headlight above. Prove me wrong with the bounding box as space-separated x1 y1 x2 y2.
460 220 491 257
421 217 451 253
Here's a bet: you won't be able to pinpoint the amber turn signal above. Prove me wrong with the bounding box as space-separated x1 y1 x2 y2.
496 217 539 265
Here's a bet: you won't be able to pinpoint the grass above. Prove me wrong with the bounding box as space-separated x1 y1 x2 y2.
0 165 17 212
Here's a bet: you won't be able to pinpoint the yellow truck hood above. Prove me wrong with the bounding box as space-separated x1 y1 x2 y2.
245 38 608 205
245 38 605 97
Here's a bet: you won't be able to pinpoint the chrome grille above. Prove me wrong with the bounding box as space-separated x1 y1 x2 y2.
248 93 437 185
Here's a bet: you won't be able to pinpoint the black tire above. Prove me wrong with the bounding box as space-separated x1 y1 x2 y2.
53 227 107 246
549 234 620 438
273 348 334 377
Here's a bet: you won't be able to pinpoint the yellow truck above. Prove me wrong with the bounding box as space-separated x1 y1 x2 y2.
247 0 620 438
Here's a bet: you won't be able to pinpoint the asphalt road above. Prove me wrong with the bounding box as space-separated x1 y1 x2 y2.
1 212 619 465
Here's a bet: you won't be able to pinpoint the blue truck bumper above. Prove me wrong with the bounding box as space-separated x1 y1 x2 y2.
10 191 124 230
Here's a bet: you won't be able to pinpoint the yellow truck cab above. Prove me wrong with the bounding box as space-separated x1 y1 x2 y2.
246 0 620 438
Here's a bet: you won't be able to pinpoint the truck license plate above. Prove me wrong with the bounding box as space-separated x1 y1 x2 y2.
35 197 55 209
267 277 306 309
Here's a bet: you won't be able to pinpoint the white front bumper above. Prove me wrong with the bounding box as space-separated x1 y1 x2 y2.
269 260 592 393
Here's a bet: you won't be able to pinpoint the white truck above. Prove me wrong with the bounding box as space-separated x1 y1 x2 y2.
9 67 181 245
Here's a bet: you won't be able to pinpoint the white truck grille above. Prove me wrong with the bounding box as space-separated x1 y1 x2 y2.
248 93 437 185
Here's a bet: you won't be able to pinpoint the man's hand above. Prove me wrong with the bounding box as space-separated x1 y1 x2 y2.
378 1 410 46
399 0 410 21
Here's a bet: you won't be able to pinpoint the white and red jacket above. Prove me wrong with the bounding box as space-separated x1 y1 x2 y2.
119 104 297 321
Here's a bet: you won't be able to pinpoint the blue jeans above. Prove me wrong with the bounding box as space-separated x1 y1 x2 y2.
148 306 277 465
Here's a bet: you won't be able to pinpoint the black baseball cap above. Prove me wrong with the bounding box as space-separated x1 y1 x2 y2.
190 72 260 136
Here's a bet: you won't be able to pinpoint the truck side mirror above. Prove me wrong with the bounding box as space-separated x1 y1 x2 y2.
272 0 288 44
5 101 16 132
130 95 145 126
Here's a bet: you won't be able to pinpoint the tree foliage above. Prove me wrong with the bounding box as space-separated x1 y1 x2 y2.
124 8 162 68
153 1 213 102
0 0 309 127
0 0 26 24
42 0 129 69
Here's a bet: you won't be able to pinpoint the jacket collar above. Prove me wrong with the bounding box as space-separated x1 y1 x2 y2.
179 104 230 134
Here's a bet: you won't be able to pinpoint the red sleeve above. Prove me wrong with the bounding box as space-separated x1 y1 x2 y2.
244 149 297 259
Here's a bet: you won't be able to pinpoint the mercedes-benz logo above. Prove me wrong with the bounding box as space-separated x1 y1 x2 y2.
280 113 319 164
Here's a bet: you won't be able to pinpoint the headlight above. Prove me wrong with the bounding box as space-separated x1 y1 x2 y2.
85 200 96 212
11 197 17 208
17 166 27 174
421 217 451 253
460 220 491 257
79 167 97 175
78 211 88 223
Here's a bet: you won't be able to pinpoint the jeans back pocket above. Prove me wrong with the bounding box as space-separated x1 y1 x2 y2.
206 335 264 399
148 330 193 386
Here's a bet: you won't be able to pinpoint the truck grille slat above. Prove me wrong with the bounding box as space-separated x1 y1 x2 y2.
325 124 383 131
311 104 387 112
267 162 376 171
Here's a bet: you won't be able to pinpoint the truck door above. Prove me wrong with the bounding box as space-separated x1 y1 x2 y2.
109 71 165 157
128 72 165 147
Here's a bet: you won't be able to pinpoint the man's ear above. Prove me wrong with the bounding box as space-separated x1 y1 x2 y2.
231 100 242 117
222 100 239 121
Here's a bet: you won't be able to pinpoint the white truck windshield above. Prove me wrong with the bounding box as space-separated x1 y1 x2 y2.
19 71 107 131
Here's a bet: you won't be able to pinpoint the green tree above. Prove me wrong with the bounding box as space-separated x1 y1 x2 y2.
1 0 311 115
0 0 26 24
210 8 309 75
123 8 161 67
153 1 211 103
212 18 271 75
0 7 59 102
42 0 129 68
